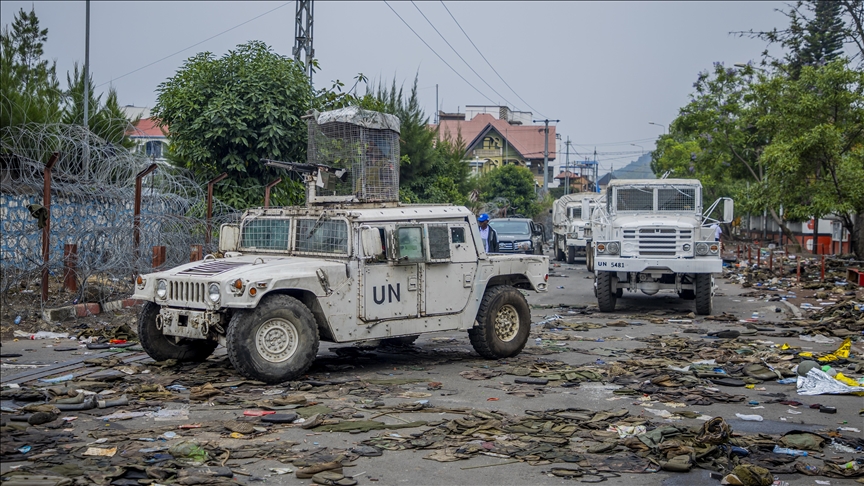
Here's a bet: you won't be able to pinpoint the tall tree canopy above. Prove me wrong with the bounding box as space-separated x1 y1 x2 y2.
153 41 313 208
475 164 540 218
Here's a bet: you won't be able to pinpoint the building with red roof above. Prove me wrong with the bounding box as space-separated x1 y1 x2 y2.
431 105 556 188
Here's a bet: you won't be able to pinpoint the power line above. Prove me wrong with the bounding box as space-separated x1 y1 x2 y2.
383 0 496 105
410 1 516 109
96 2 292 89
440 0 546 119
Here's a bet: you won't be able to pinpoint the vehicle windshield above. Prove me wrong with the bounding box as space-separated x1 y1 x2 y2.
488 220 531 235
615 186 697 212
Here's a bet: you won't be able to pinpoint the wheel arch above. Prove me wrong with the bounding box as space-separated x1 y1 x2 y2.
257 288 334 341
487 274 534 291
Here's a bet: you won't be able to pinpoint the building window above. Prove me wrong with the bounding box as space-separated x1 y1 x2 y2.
145 141 163 158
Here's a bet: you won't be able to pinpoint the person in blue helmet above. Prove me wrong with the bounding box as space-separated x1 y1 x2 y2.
477 213 498 253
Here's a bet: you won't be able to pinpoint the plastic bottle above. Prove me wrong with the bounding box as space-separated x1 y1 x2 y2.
14 315 21 324
735 413 764 421
773 445 808 456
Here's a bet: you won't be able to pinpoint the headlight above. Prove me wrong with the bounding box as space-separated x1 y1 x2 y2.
606 242 620 255
567 233 578 239
156 279 167 299
709 243 720 254
516 241 532 250
596 243 607 253
695 242 709 256
208 283 221 303
683 243 692 252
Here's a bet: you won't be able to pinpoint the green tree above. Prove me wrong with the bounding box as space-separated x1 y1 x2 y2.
61 62 136 148
758 61 864 257
152 41 312 208
801 0 846 66
0 6 61 131
476 164 540 217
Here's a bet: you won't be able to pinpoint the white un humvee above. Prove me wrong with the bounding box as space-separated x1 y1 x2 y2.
587 178 732 315
132 107 548 384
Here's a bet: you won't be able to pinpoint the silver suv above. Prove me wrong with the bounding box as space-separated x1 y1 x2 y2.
489 218 545 255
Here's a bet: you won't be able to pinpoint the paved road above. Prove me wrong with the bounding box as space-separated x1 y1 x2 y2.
1 253 860 486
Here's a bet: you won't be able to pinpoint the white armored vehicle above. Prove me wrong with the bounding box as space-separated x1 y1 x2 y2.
587 178 732 315
132 107 548 384
551 192 597 264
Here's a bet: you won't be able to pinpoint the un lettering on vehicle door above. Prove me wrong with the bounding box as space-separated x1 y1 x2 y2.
361 265 419 321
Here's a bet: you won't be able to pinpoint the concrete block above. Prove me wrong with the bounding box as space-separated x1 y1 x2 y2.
74 303 101 317
102 300 123 312
42 306 75 322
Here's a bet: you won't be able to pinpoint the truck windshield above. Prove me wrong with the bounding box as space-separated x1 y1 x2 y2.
615 186 697 212
240 218 291 250
489 221 531 235
567 207 581 219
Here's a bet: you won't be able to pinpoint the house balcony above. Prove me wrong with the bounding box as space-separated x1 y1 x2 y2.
474 148 502 158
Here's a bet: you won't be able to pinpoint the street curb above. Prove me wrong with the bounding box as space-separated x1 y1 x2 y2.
780 300 803 318
41 299 144 323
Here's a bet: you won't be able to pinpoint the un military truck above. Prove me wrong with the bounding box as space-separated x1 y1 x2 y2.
588 179 732 315
552 192 597 264
131 107 548 384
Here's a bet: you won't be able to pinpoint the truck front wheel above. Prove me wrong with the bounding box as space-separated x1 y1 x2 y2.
596 272 617 312
138 302 217 362
694 274 713 315
586 243 594 272
469 285 530 359
567 246 576 264
227 294 319 384
555 236 565 261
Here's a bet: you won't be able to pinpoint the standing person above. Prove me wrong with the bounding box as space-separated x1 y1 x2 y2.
477 214 498 253
710 223 722 242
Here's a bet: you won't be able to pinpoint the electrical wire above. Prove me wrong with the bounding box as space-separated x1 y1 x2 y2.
411 1 516 110
440 0 546 119
384 0 496 105
96 2 292 89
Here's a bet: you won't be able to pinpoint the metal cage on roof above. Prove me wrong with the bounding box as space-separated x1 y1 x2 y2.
306 107 401 203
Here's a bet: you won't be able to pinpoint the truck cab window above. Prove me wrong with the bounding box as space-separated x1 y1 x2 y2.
451 227 466 244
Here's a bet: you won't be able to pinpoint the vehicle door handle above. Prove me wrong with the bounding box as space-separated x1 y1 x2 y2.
408 276 417 291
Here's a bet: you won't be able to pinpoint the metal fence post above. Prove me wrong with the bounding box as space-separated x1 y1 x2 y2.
206 173 228 249
264 177 282 208
63 244 78 293
41 153 59 303
134 164 158 272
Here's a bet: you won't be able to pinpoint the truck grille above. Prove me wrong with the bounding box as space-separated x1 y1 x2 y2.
169 281 207 304
498 242 514 251
623 228 692 256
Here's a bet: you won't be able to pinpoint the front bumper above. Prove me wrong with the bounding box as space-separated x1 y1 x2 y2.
157 307 224 340
594 257 721 274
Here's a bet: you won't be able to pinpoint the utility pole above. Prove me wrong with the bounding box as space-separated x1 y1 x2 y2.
564 137 571 195
293 0 314 85
83 0 90 177
532 118 559 193
435 84 439 124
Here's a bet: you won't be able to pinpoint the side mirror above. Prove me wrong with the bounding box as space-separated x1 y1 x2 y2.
581 198 591 221
360 227 385 261
548 208 553 214
723 198 734 223
219 224 240 252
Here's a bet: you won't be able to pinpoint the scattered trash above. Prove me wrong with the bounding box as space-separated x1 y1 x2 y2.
83 447 117 457
734 413 764 421
772 445 808 457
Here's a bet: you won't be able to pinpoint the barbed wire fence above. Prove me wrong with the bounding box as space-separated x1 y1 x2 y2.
0 122 241 313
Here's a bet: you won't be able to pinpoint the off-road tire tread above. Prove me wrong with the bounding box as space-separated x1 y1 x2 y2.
586 244 594 272
596 271 617 312
138 301 217 362
567 246 576 264
694 274 713 315
468 285 530 359
227 294 319 384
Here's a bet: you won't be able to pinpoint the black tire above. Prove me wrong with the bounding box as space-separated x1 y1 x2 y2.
226 294 319 384
138 302 218 362
586 243 594 272
567 246 576 264
555 237 565 261
695 274 713 315
678 289 696 300
468 286 531 359
596 271 617 312
381 335 419 347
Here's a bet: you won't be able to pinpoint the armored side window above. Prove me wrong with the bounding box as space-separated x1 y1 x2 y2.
450 227 466 244
240 218 291 250
427 225 451 261
295 219 349 254
396 226 424 261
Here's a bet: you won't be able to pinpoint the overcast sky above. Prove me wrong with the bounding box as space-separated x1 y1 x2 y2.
2 1 789 173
